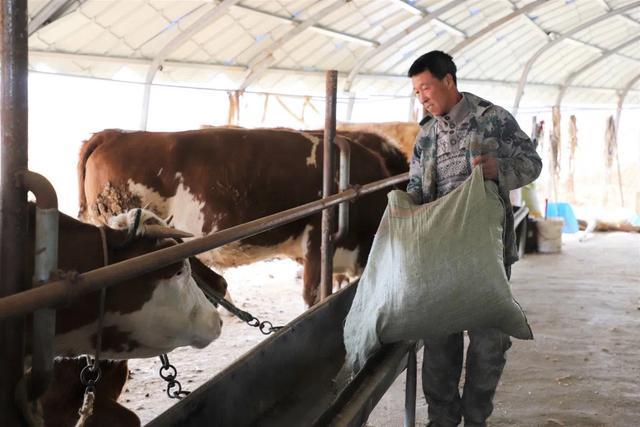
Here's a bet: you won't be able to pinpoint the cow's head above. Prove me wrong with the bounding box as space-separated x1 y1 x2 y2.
53 208 223 359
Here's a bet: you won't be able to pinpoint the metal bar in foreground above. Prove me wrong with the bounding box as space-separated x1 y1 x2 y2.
321 69 338 301
0 0 29 423
0 172 409 321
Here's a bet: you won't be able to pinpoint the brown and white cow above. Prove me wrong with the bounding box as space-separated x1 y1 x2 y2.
77 127 408 306
22 204 225 426
27 205 224 359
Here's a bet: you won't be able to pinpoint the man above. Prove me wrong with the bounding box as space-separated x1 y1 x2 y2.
406 51 542 426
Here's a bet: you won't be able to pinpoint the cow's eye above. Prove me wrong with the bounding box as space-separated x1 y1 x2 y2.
175 270 182 277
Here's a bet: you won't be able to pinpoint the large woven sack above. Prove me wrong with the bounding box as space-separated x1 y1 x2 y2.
343 166 532 373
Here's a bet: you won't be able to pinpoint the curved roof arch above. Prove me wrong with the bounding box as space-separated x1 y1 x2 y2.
27 0 640 115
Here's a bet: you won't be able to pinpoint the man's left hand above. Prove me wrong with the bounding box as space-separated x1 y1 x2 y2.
471 155 498 180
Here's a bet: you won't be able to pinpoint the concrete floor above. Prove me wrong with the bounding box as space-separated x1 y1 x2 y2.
367 231 640 427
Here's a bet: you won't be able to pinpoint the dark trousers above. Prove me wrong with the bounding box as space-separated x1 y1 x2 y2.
422 266 514 426
422 328 512 427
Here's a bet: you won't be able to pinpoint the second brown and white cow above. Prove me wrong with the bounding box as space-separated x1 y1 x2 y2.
22 204 225 426
77 127 408 306
33 207 223 359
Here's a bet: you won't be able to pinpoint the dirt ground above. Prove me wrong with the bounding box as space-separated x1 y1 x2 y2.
122 231 639 426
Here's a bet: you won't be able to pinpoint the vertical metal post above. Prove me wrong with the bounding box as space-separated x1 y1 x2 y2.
332 137 350 243
0 0 29 424
320 70 338 301
18 172 59 400
404 343 417 427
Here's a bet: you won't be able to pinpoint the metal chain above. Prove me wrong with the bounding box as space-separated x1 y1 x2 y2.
201 288 283 335
78 226 110 411
158 353 190 399
173 232 283 336
79 357 102 393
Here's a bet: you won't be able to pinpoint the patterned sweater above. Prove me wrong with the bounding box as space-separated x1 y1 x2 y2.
407 92 542 267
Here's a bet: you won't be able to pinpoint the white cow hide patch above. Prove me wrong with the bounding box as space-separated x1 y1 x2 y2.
54 260 221 359
128 175 208 237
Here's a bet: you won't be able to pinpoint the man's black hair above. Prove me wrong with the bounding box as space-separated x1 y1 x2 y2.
407 50 457 85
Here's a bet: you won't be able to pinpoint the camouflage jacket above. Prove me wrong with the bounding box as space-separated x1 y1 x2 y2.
407 92 542 267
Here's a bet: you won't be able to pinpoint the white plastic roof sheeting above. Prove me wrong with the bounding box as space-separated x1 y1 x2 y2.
26 0 640 109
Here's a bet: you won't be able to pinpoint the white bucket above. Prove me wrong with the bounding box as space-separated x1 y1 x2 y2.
536 217 564 253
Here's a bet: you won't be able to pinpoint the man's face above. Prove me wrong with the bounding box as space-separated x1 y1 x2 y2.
411 70 456 116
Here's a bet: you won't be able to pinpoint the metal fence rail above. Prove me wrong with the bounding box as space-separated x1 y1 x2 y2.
0 172 409 321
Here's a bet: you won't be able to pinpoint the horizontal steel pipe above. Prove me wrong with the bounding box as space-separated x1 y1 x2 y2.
18 170 58 208
0 172 409 320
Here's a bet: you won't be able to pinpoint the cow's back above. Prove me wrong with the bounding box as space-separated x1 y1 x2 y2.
79 127 396 277
81 129 318 224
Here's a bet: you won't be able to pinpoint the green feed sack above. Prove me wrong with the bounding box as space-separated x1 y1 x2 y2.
343 166 532 374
